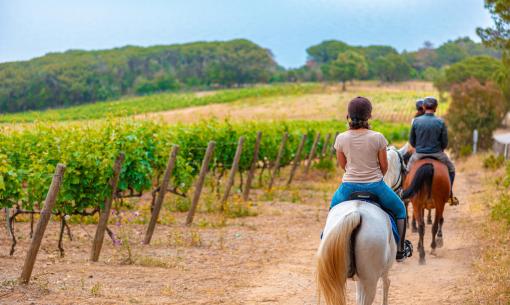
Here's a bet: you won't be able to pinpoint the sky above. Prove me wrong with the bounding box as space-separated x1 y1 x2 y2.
0 0 494 68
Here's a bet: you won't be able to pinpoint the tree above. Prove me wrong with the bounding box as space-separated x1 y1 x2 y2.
433 56 503 93
306 40 351 64
373 53 413 82
477 0 510 51
477 0 510 109
322 51 368 90
446 78 506 155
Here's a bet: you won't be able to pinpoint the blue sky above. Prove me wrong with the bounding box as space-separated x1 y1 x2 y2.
0 0 493 68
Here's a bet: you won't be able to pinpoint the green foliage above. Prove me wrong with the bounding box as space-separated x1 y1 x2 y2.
0 39 276 113
0 118 408 216
322 51 368 89
306 40 351 64
446 79 506 155
492 193 510 224
434 56 503 92
373 53 414 82
477 0 510 51
0 83 321 123
483 154 506 170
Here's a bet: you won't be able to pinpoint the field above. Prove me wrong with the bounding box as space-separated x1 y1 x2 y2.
2 82 507 305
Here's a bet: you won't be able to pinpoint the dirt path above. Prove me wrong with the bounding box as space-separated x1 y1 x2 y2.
0 161 485 304
235 162 484 305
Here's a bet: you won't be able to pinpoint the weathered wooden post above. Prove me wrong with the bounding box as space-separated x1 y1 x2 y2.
305 133 321 174
287 134 307 186
186 141 216 226
221 137 245 210
268 132 288 190
321 133 331 158
90 153 125 262
20 164 66 284
144 145 179 245
243 131 262 201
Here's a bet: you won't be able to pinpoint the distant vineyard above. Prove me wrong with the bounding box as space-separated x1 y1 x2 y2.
0 119 408 216
0 83 322 123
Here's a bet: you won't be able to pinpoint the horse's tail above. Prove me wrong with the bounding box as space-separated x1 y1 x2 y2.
316 211 361 305
402 163 434 200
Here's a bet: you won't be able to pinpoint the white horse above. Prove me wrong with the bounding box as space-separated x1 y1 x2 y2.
316 145 407 305
317 201 396 305
383 145 408 193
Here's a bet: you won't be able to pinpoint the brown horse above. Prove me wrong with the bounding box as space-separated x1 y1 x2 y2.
403 159 450 264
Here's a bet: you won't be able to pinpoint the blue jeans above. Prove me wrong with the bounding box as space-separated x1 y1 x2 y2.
330 180 407 220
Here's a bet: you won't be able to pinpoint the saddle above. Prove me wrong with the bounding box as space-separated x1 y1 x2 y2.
346 192 399 278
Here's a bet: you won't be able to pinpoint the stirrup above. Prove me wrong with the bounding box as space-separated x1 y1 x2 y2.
396 240 413 262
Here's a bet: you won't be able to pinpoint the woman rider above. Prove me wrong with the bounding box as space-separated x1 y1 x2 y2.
331 96 413 262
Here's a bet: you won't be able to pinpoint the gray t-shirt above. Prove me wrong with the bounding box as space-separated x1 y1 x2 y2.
334 129 388 183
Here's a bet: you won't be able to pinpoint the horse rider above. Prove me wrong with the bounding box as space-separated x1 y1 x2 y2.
331 96 413 262
407 97 459 206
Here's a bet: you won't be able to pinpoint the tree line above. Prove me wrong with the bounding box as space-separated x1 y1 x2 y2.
277 37 501 88
0 36 502 113
0 39 276 113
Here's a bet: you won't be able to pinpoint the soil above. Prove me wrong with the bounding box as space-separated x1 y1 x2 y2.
0 158 486 305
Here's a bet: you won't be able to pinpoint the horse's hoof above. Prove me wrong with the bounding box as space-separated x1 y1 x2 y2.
430 249 437 256
419 258 426 265
436 238 443 248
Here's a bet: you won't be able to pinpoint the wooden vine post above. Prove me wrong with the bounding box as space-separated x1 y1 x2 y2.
287 134 307 186
305 133 321 174
220 136 245 210
242 131 262 201
186 141 216 226
90 153 125 262
143 145 179 245
321 133 331 158
268 132 288 190
20 164 66 284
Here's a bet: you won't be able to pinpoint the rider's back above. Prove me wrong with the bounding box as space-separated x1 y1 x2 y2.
335 129 387 183
410 114 447 154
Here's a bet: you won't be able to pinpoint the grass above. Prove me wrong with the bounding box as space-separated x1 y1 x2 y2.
0 83 322 123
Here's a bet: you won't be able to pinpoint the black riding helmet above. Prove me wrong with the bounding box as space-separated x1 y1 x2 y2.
423 96 438 109
415 99 424 111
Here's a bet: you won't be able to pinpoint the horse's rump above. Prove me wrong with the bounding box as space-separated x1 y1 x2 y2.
404 159 450 207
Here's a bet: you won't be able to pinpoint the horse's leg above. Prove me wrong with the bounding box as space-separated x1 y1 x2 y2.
418 207 426 265
427 209 432 225
382 273 390 305
356 278 377 305
437 216 444 248
412 214 418 233
430 211 439 255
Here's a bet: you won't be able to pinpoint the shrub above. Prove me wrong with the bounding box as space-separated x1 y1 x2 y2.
446 78 506 155
483 154 506 170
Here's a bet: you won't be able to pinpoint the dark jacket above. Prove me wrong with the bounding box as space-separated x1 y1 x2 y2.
409 113 448 154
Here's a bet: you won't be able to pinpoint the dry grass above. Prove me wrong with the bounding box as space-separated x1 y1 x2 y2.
137 81 443 124
462 154 510 305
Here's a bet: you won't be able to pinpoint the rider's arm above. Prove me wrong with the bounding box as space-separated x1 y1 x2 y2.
378 148 388 175
409 124 416 148
337 150 347 171
441 122 448 150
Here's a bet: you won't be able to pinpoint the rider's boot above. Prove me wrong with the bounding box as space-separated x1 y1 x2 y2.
448 171 460 206
396 219 413 262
